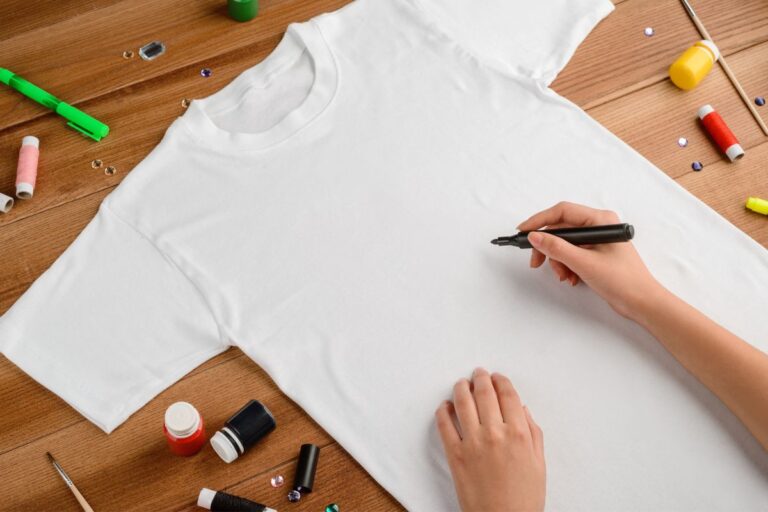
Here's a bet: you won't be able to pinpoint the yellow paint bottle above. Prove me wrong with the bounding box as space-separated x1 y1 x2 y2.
669 40 720 90
746 197 768 216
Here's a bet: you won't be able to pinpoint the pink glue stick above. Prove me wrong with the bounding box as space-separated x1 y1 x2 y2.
16 136 40 200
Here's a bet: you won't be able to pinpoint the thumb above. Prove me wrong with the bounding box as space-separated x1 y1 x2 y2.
527 232 588 272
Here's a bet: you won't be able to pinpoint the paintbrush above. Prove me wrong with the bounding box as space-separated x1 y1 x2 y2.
680 0 768 136
46 452 95 512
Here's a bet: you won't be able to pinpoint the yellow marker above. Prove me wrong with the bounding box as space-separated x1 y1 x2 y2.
669 40 719 90
746 197 768 216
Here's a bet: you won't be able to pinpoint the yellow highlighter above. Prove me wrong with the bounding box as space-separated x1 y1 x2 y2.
746 197 768 216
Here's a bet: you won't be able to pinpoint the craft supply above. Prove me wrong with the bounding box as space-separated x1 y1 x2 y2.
668 40 718 90
197 488 276 512
228 0 259 22
0 193 14 214
677 137 688 147
269 475 285 487
746 197 768 216
0 68 109 141
293 444 320 494
756 97 766 107
105 166 117 176
680 0 768 136
15 136 39 199
287 490 301 503
698 105 744 161
201 68 213 78
491 224 634 249
46 452 94 512
122 50 134 59
139 41 166 61
164 401 207 456
210 399 276 463
692 161 703 171
643 27 655 37
325 504 339 512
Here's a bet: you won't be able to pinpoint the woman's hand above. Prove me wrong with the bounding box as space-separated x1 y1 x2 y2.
436 368 545 512
517 201 661 319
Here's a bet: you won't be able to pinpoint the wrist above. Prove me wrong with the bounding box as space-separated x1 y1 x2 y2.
625 279 671 327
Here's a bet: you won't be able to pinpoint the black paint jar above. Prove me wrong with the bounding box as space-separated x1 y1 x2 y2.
210 399 276 463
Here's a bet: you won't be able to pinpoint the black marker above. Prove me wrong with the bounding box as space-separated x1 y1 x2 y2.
491 223 634 249
197 488 275 512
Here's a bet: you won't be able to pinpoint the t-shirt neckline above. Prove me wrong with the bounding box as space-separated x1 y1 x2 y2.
180 20 337 151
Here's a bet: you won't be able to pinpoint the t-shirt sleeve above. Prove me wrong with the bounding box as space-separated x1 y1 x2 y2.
413 0 614 85
0 204 228 433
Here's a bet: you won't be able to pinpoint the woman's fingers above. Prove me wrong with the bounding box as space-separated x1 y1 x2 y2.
491 373 529 432
517 201 616 231
471 368 503 425
436 401 462 449
523 405 544 459
453 378 479 433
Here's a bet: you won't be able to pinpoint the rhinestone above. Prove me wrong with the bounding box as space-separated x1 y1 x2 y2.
270 475 285 488
91 159 103 169
755 96 766 106
643 27 655 37
287 490 301 502
122 50 134 59
105 166 117 176
200 68 212 78
691 161 703 171
677 137 688 147
325 504 340 512
181 98 191 109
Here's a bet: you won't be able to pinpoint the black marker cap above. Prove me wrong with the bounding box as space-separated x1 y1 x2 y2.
293 444 320 493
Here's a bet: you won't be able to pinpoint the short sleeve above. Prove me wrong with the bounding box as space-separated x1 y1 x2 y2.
414 0 614 84
0 204 227 433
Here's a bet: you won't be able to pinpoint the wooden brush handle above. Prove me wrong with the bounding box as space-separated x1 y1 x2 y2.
69 484 95 512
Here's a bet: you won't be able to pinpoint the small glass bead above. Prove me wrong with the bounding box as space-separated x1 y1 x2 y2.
105 166 117 176
287 490 301 502
325 504 340 512
181 98 191 109
270 475 285 488
91 159 103 169
691 161 703 171
200 68 212 78
755 96 766 106
677 137 688 147
643 27 655 37
122 50 134 59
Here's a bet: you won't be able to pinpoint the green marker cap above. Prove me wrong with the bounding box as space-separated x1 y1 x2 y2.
228 0 259 22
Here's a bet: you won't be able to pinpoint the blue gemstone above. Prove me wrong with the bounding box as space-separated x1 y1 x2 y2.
692 161 703 171
200 68 212 78
325 505 340 512
755 96 765 106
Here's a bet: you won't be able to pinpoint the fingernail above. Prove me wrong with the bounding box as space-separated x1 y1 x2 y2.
528 232 543 247
473 367 486 377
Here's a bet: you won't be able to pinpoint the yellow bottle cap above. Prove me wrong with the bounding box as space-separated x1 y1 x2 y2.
746 197 768 215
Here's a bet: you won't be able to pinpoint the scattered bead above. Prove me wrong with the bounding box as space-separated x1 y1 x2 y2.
691 161 703 171
325 504 340 512
270 475 285 488
181 98 191 109
91 159 103 169
200 68 212 78
104 166 117 176
122 50 134 59
755 96 766 107
287 490 301 503
643 27 655 37
677 137 688 148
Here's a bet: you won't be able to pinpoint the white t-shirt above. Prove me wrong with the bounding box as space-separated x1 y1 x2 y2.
3 1 768 509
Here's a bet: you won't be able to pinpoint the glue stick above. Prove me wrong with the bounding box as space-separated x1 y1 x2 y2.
15 136 39 200
669 40 719 90
698 105 744 161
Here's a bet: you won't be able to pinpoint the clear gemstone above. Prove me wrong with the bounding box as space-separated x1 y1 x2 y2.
91 159 103 169
200 68 212 78
691 161 703 171
270 475 285 487
287 490 301 502
643 27 655 37
122 50 134 59
181 98 191 108
677 137 688 147
105 166 117 176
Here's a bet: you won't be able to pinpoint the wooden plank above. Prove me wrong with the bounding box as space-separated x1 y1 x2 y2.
0 0 124 41
553 0 768 108
0 0 350 132
0 355 340 511
175 443 404 512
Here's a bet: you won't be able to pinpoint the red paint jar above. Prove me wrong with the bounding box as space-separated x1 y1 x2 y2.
163 402 207 456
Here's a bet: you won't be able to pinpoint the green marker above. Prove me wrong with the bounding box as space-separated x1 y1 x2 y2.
0 68 109 141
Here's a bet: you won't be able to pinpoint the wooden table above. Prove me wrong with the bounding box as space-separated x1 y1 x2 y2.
1 0 766 510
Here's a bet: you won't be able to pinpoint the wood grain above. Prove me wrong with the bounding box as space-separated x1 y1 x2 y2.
1 0 767 510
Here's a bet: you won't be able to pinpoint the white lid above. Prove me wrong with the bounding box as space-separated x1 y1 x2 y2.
164 402 200 438
697 40 720 61
16 182 34 200
0 192 14 214
726 143 744 161
21 135 39 148
697 104 715 119
210 431 239 463
197 488 216 509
